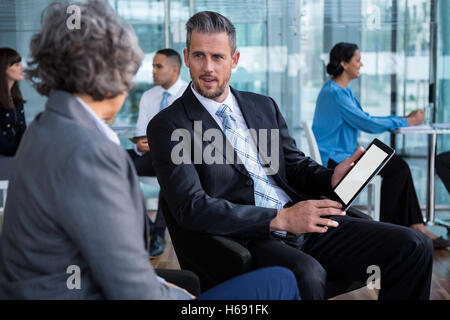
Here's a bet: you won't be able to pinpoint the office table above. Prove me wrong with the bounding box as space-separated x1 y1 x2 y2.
110 124 133 135
395 124 450 227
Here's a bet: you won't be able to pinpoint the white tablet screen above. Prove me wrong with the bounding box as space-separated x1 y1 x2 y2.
334 144 388 205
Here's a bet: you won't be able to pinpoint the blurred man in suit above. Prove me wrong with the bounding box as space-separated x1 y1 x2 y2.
128 48 188 257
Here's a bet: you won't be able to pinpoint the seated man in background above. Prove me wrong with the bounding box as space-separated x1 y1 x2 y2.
128 48 188 257
148 11 433 300
0 0 300 300
436 151 450 194
128 48 188 175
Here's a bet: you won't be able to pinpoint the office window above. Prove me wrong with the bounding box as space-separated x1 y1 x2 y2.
1 0 448 211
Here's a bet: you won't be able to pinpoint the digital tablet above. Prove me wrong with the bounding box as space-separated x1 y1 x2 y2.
333 138 395 211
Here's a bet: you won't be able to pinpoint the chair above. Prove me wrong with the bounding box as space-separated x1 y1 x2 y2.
159 194 366 299
301 121 381 221
159 194 252 292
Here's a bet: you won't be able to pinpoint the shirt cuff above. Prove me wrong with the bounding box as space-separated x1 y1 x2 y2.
400 117 408 127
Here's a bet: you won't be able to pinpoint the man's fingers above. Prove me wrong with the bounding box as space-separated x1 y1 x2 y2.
310 225 329 233
313 199 343 209
349 146 365 163
317 207 346 216
317 217 339 228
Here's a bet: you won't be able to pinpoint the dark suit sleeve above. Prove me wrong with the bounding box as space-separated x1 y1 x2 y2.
270 97 336 199
148 114 277 240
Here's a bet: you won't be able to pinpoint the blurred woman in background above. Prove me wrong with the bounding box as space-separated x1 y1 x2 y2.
0 47 26 156
313 42 449 249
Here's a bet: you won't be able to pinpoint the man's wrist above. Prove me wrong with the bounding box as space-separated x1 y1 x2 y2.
270 209 287 232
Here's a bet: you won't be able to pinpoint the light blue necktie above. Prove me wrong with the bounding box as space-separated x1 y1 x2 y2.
159 91 171 112
215 104 283 210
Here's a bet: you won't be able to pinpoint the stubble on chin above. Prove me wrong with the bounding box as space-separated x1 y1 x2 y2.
192 80 224 100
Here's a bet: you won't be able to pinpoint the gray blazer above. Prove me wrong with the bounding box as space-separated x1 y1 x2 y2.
0 90 180 299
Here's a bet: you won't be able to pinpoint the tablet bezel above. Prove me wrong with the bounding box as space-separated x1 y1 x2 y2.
332 138 395 211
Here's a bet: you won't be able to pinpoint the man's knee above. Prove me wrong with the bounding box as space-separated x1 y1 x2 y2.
395 156 411 173
290 258 327 299
436 153 448 174
395 227 433 261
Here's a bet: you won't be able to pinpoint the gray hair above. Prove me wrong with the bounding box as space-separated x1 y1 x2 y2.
186 11 236 54
26 0 143 100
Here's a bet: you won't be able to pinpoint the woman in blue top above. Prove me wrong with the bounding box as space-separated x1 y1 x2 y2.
312 42 448 248
0 47 26 157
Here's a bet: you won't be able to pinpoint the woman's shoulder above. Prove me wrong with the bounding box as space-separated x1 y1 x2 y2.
318 79 336 95
318 80 344 100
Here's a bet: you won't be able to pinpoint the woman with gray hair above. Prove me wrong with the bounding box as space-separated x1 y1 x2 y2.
0 0 299 300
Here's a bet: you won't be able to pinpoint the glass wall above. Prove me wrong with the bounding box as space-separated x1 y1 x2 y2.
436 0 450 207
1 0 448 213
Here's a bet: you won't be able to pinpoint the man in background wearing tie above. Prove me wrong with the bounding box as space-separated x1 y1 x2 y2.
128 48 188 257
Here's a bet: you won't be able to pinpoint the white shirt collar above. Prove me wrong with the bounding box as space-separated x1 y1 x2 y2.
74 96 121 145
190 83 235 112
165 77 185 96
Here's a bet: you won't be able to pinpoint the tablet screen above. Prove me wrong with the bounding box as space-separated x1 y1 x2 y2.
334 143 389 205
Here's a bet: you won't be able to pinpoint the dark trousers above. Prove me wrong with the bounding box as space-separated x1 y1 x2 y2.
127 149 157 176
328 155 424 227
248 215 433 300
127 149 166 237
436 151 450 193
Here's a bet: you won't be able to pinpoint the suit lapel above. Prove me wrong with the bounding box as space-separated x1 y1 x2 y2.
182 85 305 202
231 87 276 176
231 88 300 200
230 87 264 134
182 85 250 178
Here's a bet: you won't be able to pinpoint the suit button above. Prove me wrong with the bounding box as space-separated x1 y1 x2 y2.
6 124 10 128
246 180 253 186
5 113 9 117
3 132 6 135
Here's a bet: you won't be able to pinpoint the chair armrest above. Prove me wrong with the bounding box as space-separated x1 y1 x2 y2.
347 206 373 220
188 234 252 279
170 232 253 291
208 235 252 271
159 194 253 290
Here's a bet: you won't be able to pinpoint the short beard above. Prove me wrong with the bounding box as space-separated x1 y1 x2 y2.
190 72 229 100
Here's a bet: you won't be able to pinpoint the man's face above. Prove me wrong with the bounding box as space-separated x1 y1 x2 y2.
153 53 177 89
183 31 240 103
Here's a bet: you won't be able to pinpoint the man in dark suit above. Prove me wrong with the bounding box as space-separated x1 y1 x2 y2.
147 11 433 300
436 151 450 194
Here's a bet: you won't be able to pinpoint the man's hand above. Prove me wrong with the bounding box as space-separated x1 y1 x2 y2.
136 137 150 153
331 146 365 188
406 109 425 126
270 199 345 234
